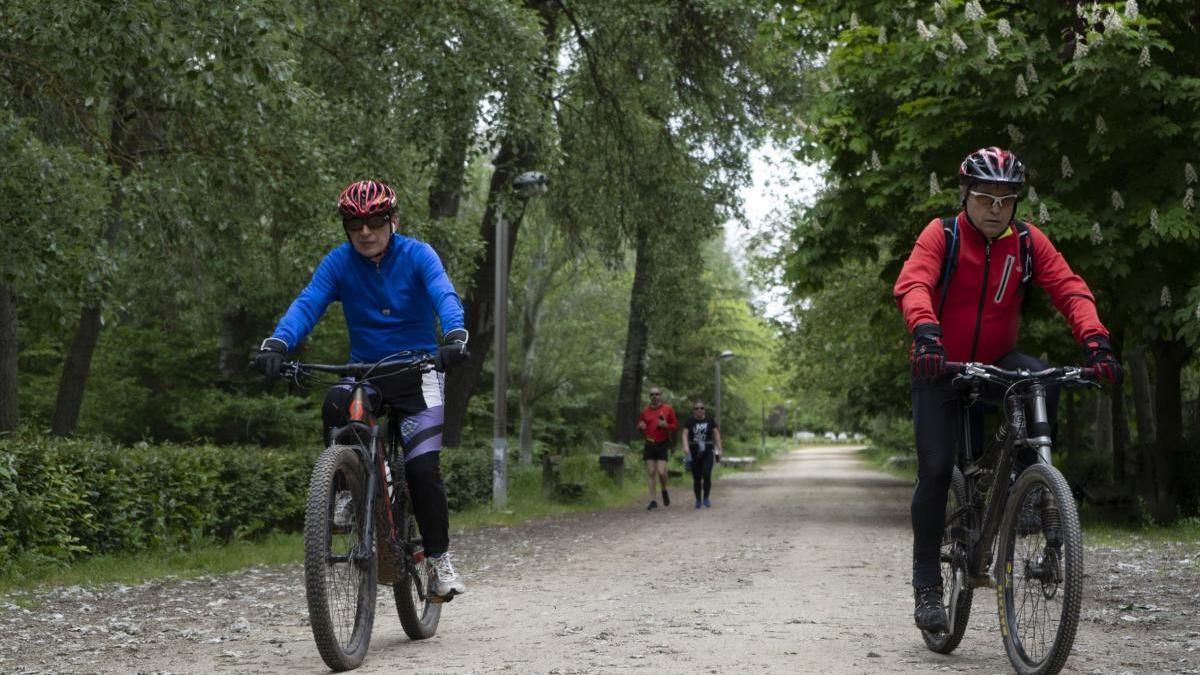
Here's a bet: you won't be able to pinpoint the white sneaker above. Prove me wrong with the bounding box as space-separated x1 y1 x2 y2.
428 553 466 597
332 490 354 529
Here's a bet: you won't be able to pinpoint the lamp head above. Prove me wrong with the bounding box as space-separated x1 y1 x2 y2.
513 171 549 199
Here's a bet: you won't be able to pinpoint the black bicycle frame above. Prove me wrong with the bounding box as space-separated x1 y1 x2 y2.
956 379 1055 587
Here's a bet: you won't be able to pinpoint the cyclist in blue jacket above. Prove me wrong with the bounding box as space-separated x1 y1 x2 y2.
252 179 469 599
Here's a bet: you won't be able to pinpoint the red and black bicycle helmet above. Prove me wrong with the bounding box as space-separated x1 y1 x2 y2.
337 180 397 219
958 147 1025 188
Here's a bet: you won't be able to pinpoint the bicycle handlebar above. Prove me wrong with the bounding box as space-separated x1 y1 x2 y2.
279 351 438 382
945 361 1099 387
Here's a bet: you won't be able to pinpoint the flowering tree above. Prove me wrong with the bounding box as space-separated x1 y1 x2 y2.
777 0 1200 518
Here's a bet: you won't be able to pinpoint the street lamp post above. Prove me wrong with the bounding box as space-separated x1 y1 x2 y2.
714 350 734 427
761 386 773 456
493 171 549 510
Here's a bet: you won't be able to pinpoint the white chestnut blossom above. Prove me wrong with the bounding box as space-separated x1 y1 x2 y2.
987 36 999 59
878 26 888 44
1039 202 1050 221
1015 74 1029 97
965 1 986 21
1161 286 1172 307
934 3 946 23
1074 39 1089 60
1195 302 1200 321
1186 187 1196 210
1095 114 1108 135
1026 62 1039 84
1111 190 1124 210
871 150 882 170
1061 155 1074 178
1091 222 1104 245
1027 186 1039 203
1138 46 1151 67
850 13 860 30
998 18 1012 37
951 32 968 52
929 172 940 196
936 49 949 62
1103 8 1124 32
1007 124 1024 144
1186 163 1197 184
811 218 823 232
1125 0 1139 20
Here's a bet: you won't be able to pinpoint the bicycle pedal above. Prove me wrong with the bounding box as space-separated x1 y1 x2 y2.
429 591 456 604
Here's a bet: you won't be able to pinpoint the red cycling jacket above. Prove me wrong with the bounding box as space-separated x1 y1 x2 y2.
893 213 1108 364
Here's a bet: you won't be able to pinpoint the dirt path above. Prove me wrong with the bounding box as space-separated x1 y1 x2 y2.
3 445 1198 674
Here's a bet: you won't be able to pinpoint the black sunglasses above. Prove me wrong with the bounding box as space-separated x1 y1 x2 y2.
693 406 705 410
344 214 391 232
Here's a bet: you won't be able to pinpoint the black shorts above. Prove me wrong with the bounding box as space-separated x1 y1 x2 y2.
643 439 671 461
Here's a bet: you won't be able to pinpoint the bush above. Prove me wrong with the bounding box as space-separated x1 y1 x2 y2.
0 430 316 578
441 443 492 512
865 414 913 454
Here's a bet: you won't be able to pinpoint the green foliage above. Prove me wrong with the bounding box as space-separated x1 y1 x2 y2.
0 430 315 578
440 443 492 513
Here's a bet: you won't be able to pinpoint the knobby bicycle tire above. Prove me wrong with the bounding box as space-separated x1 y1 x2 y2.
304 444 378 671
393 514 442 639
923 466 973 653
996 464 1083 675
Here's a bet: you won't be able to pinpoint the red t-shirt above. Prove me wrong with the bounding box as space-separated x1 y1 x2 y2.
638 404 678 443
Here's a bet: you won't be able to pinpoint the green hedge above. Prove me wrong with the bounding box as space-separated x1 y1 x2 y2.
0 431 497 578
0 431 318 577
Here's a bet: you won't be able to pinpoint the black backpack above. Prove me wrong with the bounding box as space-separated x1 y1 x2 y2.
935 216 1034 318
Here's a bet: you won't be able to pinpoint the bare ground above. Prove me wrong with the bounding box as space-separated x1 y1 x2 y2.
2 445 1198 674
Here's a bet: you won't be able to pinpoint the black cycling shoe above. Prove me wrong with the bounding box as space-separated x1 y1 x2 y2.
662 489 670 507
914 585 949 633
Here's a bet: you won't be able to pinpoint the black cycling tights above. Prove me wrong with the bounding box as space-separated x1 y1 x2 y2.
691 451 715 501
910 350 1059 589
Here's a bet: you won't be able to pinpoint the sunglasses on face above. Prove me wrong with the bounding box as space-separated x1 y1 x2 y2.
967 190 1019 210
343 214 391 233
693 406 705 410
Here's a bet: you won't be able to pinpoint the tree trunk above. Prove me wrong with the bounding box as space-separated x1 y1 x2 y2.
0 279 17 432
1111 384 1131 481
441 2 560 447
51 89 134 437
441 142 528 447
613 222 653 444
1093 391 1112 470
1127 345 1155 444
217 308 249 380
1146 338 1192 522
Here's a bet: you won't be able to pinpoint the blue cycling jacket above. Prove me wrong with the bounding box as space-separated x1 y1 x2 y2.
271 234 465 362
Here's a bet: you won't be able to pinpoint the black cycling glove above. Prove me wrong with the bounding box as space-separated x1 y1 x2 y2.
910 323 948 380
1083 334 1122 385
251 337 288 382
437 329 470 373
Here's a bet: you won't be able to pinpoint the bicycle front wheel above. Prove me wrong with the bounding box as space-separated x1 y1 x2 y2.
393 515 442 639
996 463 1083 675
923 465 973 653
304 444 377 671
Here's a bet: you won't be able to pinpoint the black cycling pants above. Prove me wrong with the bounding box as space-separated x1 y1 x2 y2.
321 370 452 557
691 450 715 500
910 350 1059 588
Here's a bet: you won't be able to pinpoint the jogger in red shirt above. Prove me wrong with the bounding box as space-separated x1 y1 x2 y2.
637 386 678 510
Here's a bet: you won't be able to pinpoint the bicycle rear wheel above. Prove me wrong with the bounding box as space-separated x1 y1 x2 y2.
996 463 1083 675
393 514 442 639
304 444 377 671
923 466 973 653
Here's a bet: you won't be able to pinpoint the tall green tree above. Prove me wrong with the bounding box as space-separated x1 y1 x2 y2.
777 0 1200 517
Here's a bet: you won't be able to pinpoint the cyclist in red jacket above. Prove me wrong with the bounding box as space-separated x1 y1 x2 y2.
893 147 1122 633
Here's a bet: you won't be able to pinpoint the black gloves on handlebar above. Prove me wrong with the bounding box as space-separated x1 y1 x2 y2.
1083 334 1123 385
252 337 288 382
910 323 948 380
437 328 470 373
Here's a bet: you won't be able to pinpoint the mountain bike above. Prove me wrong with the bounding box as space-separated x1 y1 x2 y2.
922 362 1098 675
280 352 445 672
